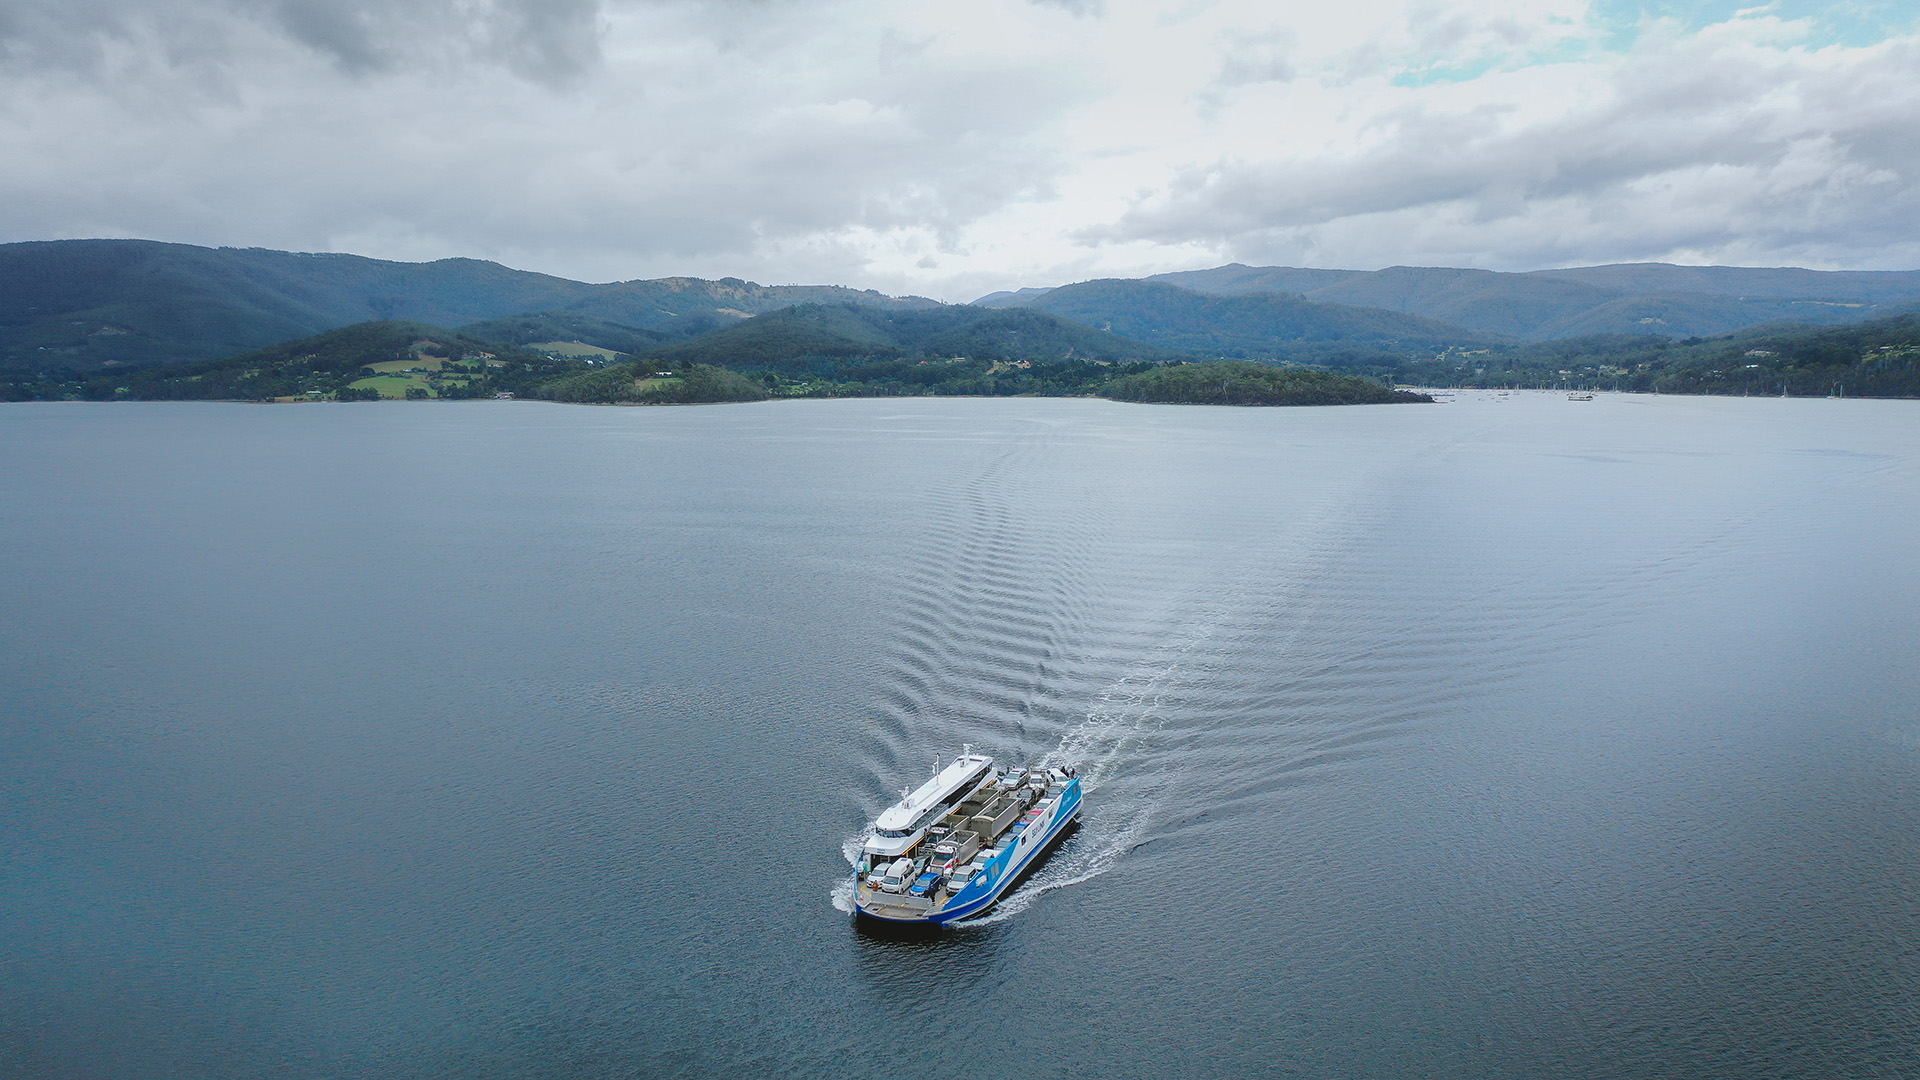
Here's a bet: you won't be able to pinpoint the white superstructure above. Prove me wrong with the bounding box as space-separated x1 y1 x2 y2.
864 753 994 860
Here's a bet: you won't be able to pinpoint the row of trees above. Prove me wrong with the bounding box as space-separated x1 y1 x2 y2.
1102 362 1432 405
532 364 768 404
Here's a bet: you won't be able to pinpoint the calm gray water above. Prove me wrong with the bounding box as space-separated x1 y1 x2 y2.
3 394 1918 1079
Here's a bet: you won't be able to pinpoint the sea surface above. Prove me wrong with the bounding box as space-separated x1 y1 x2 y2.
3 393 1918 1079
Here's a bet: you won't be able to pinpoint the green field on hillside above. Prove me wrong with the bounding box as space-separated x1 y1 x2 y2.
530 340 620 360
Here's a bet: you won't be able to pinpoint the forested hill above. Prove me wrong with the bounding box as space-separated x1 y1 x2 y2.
1013 279 1504 365
0 240 936 371
1402 311 1920 396
12 308 1429 407
542 303 1423 403
13 238 1917 401
1139 262 1920 340
0 316 786 404
982 262 1920 341
454 312 672 354
2 297 1189 403
39 321 567 402
641 302 1184 369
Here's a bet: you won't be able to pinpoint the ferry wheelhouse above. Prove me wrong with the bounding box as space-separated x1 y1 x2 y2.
853 752 1082 924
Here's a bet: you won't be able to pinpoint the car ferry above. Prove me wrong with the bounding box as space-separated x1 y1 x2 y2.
853 751 1082 924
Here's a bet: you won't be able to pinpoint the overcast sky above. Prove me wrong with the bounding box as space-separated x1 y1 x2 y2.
2 0 1917 299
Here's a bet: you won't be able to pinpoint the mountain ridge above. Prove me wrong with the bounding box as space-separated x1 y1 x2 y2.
1015 278 1508 364
0 239 939 371
10 239 1920 378
979 261 1920 341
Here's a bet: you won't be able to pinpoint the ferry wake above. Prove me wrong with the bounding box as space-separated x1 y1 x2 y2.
854 751 1082 925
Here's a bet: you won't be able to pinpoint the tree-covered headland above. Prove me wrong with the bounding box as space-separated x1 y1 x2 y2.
1103 362 1431 405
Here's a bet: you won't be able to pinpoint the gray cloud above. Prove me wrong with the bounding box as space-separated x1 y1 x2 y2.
1108 34 1920 270
0 0 1087 292
1214 29 1295 88
0 0 605 82
1029 0 1104 16
2 0 1916 298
